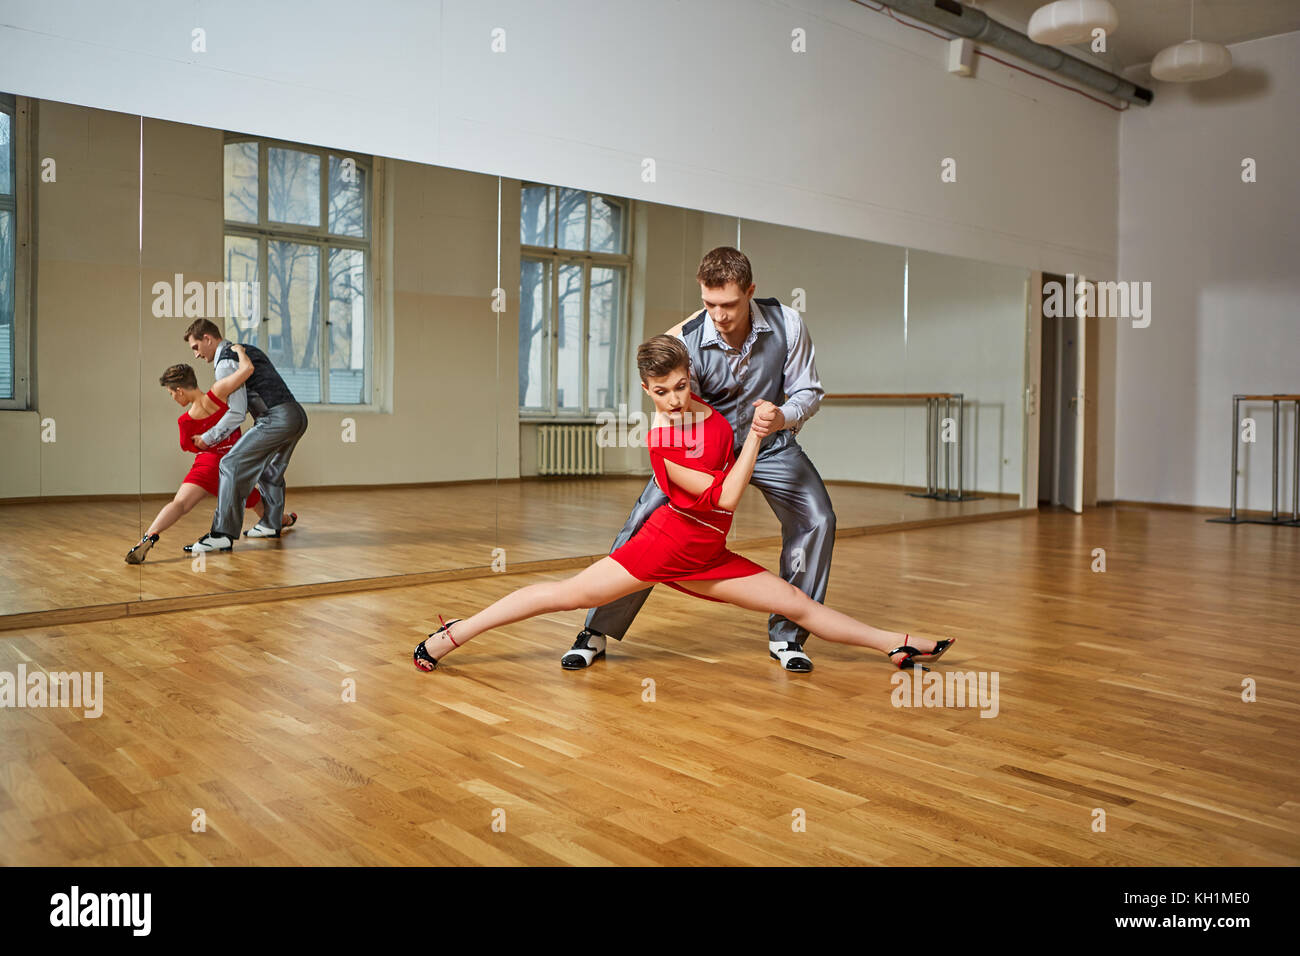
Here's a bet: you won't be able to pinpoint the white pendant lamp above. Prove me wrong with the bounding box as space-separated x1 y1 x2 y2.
1151 0 1232 81
1027 0 1119 46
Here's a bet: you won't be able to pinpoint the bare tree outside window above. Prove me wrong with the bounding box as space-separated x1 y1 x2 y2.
223 137 371 405
519 183 628 418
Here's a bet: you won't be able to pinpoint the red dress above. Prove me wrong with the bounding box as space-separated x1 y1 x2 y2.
610 393 766 603
178 391 261 507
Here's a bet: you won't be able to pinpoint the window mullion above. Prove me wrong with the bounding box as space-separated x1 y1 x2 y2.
258 235 269 352
581 259 590 417
258 143 269 353
549 259 558 416
319 243 329 405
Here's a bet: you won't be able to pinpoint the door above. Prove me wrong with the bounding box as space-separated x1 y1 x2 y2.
1021 272 1042 509
1056 277 1087 514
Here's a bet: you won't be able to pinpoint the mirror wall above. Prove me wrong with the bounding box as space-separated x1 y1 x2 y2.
0 96 145 617
0 90 1030 624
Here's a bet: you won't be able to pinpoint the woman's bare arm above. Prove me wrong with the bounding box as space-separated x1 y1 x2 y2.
716 429 761 512
662 458 715 498
210 343 254 403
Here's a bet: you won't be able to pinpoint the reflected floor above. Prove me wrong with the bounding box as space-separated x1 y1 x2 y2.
0 479 1022 617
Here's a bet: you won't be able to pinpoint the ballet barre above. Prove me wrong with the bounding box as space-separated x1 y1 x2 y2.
1207 393 1300 527
824 392 981 502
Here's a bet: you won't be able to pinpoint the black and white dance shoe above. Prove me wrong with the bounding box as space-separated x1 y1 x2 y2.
413 616 463 672
560 629 607 670
245 513 297 538
886 634 956 670
185 533 233 554
769 640 814 672
125 533 159 565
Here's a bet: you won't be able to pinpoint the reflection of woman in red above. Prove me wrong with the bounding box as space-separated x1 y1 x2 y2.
126 345 294 563
413 335 954 672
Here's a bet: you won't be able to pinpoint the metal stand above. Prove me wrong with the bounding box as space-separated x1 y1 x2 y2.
908 393 982 502
1207 393 1300 526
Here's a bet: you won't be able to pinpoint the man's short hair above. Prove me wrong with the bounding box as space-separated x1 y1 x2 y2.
183 318 222 342
696 246 753 291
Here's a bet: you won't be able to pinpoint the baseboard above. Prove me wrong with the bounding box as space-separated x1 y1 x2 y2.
1105 498 1300 519
0 474 653 505
825 479 1019 499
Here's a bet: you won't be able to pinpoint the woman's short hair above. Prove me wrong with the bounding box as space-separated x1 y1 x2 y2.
637 334 690 383
159 363 198 390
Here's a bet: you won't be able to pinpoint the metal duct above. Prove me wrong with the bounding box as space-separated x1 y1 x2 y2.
876 0 1154 105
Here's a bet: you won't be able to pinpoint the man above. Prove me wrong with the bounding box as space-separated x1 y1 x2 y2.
182 318 308 553
562 246 836 672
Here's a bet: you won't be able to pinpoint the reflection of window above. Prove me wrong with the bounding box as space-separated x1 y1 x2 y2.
519 183 630 417
0 93 29 409
223 136 374 405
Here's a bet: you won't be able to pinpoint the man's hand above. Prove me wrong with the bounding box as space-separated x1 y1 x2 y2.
748 399 785 438
193 436 210 451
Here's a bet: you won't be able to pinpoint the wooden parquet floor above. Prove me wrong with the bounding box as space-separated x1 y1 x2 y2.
1 505 1296 866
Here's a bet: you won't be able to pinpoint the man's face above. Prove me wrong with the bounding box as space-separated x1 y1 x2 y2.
700 280 755 338
187 334 218 363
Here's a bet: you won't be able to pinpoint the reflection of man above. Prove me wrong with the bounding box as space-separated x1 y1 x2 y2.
182 318 309 553
563 246 836 672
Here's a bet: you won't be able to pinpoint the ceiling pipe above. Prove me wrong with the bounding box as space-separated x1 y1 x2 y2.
876 0 1154 105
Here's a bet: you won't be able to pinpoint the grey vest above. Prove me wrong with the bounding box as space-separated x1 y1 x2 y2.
680 296 794 455
218 341 296 417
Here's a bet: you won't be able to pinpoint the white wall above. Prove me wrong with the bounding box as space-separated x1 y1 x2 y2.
1115 31 1300 510
0 0 1120 279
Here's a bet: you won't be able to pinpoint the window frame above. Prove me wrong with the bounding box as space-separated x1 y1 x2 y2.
519 184 632 422
222 133 382 411
0 93 32 411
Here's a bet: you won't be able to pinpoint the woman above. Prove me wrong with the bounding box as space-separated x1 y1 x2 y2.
413 335 955 673
125 344 296 564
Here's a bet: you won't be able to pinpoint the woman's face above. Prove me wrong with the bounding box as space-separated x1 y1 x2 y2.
642 367 691 417
166 385 190 406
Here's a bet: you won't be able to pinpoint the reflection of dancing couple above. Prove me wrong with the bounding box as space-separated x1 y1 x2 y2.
415 247 955 674
126 318 308 563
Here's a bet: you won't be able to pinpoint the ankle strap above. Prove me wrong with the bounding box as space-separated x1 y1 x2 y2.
438 614 460 647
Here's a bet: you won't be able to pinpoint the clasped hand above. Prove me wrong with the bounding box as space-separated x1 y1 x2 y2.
748 399 785 438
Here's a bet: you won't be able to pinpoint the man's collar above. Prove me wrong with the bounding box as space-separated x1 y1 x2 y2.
700 298 770 349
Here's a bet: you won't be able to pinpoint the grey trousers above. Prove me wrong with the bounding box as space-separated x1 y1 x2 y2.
587 433 836 645
211 401 308 538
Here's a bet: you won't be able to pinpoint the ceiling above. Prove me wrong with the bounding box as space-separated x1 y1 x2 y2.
967 0 1300 77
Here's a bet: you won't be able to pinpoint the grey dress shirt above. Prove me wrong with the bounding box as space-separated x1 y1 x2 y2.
676 298 824 436
198 339 248 447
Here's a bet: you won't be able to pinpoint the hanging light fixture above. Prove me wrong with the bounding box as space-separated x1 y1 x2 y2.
1151 0 1232 81
1027 0 1119 46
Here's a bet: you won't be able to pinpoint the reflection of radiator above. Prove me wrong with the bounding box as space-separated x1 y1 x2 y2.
538 425 604 476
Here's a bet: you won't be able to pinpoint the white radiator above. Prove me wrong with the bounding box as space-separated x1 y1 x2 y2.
538 424 605 476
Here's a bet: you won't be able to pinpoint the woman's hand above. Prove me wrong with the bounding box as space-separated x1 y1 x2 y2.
231 343 247 357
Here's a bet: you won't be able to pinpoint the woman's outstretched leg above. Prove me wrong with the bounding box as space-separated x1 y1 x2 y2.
684 571 944 666
127 482 210 564
419 558 652 665
145 481 209 536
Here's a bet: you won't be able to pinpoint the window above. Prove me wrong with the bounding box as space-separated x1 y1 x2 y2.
519 184 630 417
0 93 27 408
223 136 374 405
